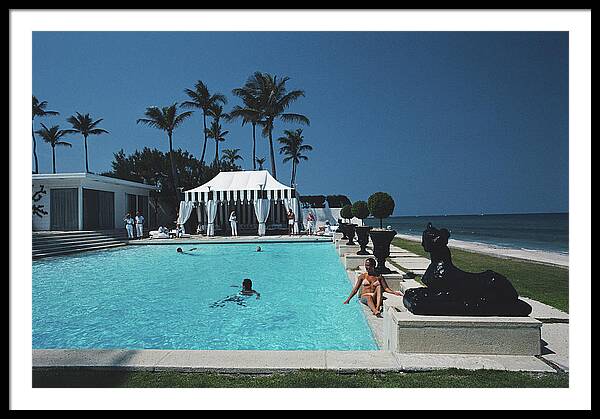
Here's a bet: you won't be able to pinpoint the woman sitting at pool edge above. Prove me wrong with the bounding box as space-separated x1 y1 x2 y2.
343 257 402 317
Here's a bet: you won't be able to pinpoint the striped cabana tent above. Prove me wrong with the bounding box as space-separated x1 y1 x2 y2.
179 170 300 236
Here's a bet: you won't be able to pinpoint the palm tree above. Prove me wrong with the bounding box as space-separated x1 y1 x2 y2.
136 103 193 191
180 81 227 167
35 124 72 174
205 119 229 168
64 112 109 173
32 96 59 173
229 87 264 170
221 148 244 168
277 128 313 186
240 72 310 179
206 104 229 168
255 157 266 170
208 104 228 124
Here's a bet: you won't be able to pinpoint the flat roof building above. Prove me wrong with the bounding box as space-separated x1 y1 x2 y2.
32 173 158 231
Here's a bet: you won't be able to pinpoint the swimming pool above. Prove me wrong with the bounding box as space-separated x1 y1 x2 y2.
32 242 377 350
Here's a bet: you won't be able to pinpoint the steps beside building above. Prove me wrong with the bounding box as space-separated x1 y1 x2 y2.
32 230 130 259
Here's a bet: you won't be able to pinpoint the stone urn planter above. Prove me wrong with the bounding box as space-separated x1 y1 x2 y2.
338 221 348 240
345 223 357 245
355 226 372 255
369 229 397 274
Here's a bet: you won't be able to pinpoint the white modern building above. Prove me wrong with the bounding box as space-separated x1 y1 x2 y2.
32 173 158 231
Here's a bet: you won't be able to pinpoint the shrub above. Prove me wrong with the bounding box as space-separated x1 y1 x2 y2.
340 204 353 221
368 192 395 228
351 200 370 220
326 194 351 208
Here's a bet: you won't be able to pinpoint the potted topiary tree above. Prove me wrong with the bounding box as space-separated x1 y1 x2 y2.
367 192 396 274
352 200 371 255
340 204 356 245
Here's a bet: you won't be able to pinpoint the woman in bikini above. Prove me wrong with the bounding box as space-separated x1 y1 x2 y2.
343 257 402 316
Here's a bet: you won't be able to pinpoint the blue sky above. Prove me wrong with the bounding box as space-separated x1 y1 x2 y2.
32 31 568 216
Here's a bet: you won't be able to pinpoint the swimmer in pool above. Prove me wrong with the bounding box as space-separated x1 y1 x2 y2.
256 246 262 252
241 278 260 299
209 279 260 308
176 247 198 254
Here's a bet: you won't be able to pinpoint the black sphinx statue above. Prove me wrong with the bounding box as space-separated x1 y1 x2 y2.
402 223 532 316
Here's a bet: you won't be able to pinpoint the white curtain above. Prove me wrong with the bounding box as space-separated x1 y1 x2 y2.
206 199 218 236
253 198 271 236
177 201 194 226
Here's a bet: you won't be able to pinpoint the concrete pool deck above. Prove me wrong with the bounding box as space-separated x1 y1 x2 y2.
32 349 556 373
32 235 567 376
340 242 569 372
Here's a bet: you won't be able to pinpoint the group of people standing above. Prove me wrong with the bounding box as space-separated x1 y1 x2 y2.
159 208 324 238
226 208 298 236
123 211 144 239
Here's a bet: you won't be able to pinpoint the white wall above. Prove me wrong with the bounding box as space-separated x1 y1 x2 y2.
32 180 54 231
32 178 82 231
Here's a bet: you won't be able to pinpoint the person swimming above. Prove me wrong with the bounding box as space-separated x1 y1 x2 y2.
241 278 260 298
256 246 262 252
209 279 260 308
176 247 198 254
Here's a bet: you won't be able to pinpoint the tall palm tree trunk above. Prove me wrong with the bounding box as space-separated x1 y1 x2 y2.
200 112 208 165
252 122 257 170
84 134 89 173
52 146 56 174
268 128 277 179
168 132 178 192
32 120 39 174
215 141 221 168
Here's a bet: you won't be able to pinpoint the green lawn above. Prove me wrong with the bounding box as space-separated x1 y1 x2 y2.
391 238 569 313
32 368 568 388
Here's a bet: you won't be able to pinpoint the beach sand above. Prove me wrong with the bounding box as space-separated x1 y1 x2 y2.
396 234 568 268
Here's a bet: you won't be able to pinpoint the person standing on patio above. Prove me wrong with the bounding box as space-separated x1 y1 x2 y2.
123 213 135 239
135 211 145 239
287 208 295 236
229 210 238 236
306 211 315 235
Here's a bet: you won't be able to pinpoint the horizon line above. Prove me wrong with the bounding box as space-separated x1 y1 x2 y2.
379 211 569 218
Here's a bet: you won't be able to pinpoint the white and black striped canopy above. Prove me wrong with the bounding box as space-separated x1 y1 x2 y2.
183 170 296 203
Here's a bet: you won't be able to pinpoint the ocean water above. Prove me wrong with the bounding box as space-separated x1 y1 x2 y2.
32 242 377 350
364 213 568 254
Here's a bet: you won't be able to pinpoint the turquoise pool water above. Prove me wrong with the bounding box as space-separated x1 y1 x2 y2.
32 242 377 350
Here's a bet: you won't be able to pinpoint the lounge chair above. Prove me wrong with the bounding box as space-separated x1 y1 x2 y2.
169 229 191 238
149 230 170 239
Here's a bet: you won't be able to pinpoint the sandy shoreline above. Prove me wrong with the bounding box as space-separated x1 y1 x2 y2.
396 234 568 268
